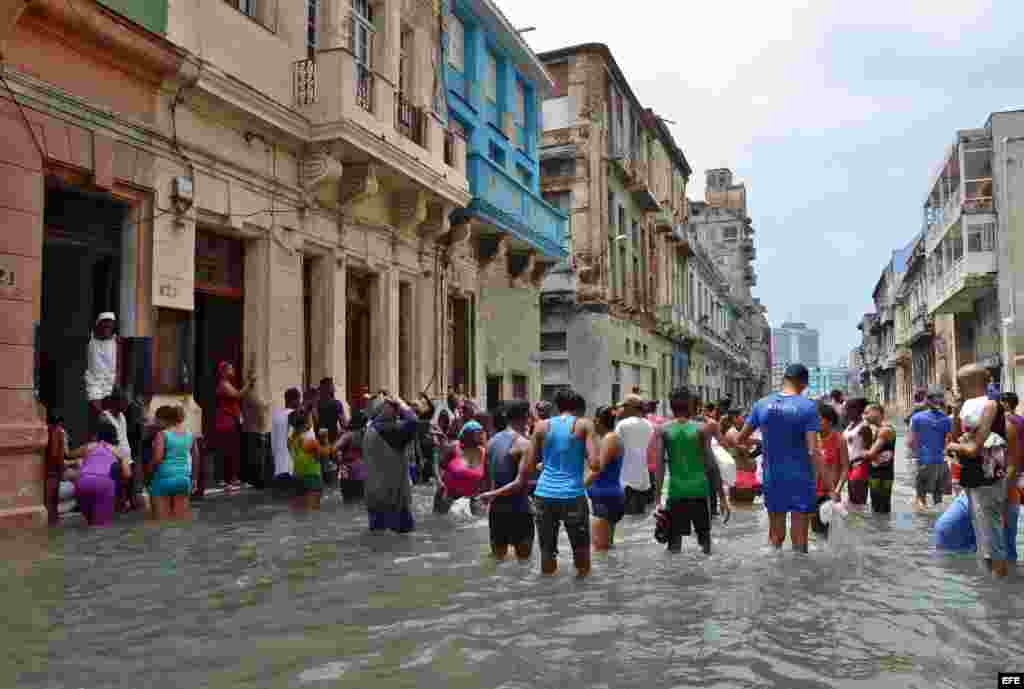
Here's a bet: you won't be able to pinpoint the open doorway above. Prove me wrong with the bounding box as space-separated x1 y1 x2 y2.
346 272 372 409
39 182 129 446
193 230 244 479
448 295 473 396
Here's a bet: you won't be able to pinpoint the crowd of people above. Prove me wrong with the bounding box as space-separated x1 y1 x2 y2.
47 320 1022 581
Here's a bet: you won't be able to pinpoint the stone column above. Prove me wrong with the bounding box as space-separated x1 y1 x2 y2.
331 250 348 398
268 235 303 403
243 235 272 429
373 265 399 394
0 98 46 527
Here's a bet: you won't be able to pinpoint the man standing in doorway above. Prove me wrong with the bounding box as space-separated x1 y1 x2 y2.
617 394 654 515
736 364 821 552
85 312 120 423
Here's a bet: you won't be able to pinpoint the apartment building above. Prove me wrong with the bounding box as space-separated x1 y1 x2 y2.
536 43 769 411
444 0 568 408
861 111 1024 417
0 0 192 526
536 44 693 412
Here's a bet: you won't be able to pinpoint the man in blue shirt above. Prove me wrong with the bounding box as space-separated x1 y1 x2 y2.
736 363 821 553
909 385 952 510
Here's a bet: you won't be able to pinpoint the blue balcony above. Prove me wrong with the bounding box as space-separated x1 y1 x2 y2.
448 68 469 106
458 153 568 259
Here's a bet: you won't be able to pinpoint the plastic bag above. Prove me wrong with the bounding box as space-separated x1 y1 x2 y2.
449 497 474 520
714 446 737 488
827 500 856 551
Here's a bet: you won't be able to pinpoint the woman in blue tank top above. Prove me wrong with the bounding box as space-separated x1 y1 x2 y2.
586 405 625 551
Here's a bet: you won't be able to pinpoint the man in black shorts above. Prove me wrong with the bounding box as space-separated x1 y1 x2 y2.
479 401 535 559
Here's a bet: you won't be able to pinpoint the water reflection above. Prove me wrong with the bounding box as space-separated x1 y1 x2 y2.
3 440 1022 689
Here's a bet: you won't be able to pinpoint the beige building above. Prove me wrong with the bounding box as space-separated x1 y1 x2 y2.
537 44 692 411
152 0 479 423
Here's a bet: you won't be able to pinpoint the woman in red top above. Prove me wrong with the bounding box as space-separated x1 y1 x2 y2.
207 361 251 494
812 402 849 536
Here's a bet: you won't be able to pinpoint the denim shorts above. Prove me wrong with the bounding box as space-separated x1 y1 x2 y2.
968 480 1008 561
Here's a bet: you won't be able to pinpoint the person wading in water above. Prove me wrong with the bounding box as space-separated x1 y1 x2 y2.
735 364 820 553
478 401 535 560
518 388 597 577
653 386 730 555
863 404 896 514
585 405 626 551
947 364 1010 578
363 396 419 533
842 397 873 508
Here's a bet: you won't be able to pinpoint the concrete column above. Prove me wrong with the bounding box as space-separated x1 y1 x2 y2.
243 235 272 426
0 100 46 527
268 238 303 404
331 251 348 397
309 252 334 386
374 266 399 394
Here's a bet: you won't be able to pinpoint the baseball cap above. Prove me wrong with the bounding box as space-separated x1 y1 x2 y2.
783 364 809 385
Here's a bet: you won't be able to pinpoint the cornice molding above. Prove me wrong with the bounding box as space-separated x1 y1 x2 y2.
21 0 187 79
312 118 471 208
189 58 311 143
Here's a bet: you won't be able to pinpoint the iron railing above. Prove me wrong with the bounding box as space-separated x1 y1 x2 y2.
444 129 455 167
356 64 374 113
395 93 425 146
293 58 318 106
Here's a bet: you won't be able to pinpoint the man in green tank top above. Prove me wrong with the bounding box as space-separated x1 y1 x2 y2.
653 386 730 554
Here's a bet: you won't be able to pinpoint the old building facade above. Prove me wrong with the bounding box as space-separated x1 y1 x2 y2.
860 112 1024 418
445 0 567 409
0 0 191 525
536 44 769 413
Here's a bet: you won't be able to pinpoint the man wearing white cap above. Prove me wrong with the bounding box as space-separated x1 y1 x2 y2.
85 312 121 419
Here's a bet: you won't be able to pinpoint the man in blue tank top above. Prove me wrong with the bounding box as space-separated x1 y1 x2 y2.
486 389 597 576
479 401 534 560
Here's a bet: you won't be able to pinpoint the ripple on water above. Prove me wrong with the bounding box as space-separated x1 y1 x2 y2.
5 446 1024 689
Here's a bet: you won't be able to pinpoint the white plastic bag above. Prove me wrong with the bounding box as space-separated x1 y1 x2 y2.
714 446 737 488
449 497 474 520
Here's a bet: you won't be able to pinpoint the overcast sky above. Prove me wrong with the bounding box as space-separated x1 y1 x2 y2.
507 0 1018 364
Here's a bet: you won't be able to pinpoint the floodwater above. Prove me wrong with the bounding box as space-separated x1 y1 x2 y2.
5 434 1024 689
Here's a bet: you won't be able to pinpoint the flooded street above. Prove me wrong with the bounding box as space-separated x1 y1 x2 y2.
6 433 1024 689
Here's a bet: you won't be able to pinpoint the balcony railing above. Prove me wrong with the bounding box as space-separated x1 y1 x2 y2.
293 58 317 106
928 249 997 311
395 93 425 146
465 152 568 258
444 129 455 167
356 64 374 113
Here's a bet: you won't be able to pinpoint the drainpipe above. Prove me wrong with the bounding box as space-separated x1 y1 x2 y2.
1002 136 1022 391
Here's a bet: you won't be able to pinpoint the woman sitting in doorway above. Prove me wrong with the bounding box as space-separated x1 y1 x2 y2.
65 422 132 527
147 405 196 521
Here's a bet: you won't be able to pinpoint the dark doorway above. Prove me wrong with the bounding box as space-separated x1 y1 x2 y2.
39 183 128 446
346 272 372 409
486 375 502 410
193 293 243 430
193 230 244 484
448 295 472 394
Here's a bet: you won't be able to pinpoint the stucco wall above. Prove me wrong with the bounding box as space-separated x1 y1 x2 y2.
479 285 541 402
